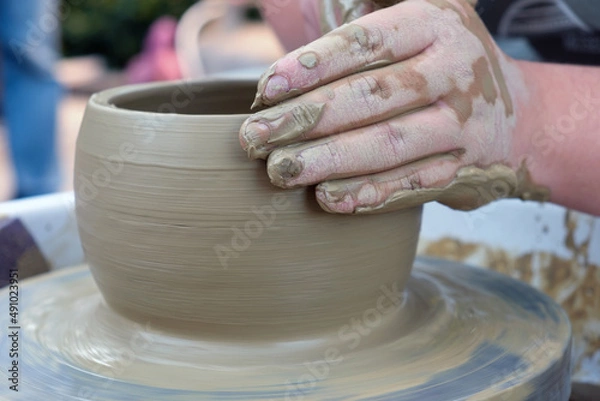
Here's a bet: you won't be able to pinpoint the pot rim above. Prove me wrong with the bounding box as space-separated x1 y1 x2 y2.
88 78 259 119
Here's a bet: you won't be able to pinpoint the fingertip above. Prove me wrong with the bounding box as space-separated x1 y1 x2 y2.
240 120 272 159
267 151 304 188
263 74 291 103
315 183 356 214
239 119 251 149
253 62 279 109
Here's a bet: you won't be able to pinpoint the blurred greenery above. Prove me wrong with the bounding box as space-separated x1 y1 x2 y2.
61 0 198 68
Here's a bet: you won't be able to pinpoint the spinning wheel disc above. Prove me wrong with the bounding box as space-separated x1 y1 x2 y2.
0 257 571 400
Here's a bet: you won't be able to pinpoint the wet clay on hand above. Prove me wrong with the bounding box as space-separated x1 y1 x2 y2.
243 0 548 214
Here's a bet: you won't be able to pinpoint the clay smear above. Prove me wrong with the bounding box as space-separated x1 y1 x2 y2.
317 163 550 214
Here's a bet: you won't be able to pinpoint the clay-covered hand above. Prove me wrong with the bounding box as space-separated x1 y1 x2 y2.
241 0 547 214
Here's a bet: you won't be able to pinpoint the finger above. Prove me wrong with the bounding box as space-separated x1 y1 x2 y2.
241 52 441 159
315 161 518 214
251 0 435 108
266 106 463 188
315 154 463 213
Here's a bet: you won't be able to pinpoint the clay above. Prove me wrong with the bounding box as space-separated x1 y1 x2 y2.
0 258 572 400
241 101 326 159
74 79 421 337
315 163 550 214
298 52 319 69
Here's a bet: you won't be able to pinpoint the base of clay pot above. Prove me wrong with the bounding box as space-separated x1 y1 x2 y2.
0 257 571 400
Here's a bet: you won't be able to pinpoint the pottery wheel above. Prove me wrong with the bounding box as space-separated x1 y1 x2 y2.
0 257 570 400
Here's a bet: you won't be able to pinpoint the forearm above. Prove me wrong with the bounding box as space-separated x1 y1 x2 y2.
512 61 600 215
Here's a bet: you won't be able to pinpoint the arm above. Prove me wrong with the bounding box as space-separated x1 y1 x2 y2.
512 62 600 215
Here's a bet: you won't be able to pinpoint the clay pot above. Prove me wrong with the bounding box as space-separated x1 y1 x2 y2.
74 79 422 338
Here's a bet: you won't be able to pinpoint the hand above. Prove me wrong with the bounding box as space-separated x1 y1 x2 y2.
243 0 549 214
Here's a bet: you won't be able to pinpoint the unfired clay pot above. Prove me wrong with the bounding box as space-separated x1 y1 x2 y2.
74 79 422 338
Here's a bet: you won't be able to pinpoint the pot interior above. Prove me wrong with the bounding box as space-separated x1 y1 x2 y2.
108 80 258 115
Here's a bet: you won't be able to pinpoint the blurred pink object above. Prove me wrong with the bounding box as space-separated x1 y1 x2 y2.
260 0 318 51
126 16 182 83
260 0 376 52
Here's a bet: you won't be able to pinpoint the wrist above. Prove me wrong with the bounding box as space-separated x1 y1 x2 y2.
506 60 548 172
506 60 600 214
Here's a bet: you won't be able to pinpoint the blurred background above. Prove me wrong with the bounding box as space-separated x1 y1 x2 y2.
0 0 285 201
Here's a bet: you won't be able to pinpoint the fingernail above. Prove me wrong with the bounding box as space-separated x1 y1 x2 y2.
316 182 345 202
316 182 355 214
264 75 290 101
241 122 271 159
268 153 304 188
252 74 292 109
353 183 388 213
356 183 379 205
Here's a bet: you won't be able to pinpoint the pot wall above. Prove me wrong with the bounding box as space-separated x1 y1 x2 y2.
73 80 421 337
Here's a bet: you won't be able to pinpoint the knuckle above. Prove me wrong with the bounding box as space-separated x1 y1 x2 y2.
347 74 386 110
364 26 386 56
399 169 423 190
325 141 344 174
378 121 407 159
408 171 424 190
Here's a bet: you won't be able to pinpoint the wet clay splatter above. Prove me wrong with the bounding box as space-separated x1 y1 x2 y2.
421 211 600 374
